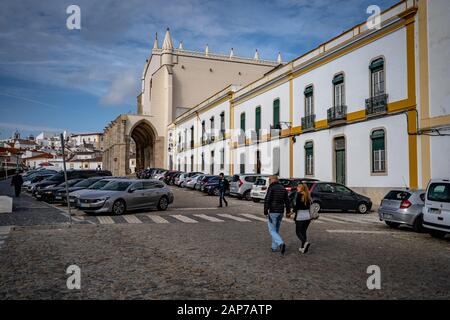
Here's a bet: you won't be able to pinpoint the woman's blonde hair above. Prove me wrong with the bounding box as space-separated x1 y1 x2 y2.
298 183 311 205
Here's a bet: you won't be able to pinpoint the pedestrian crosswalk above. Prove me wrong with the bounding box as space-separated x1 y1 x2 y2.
77 213 381 226
0 226 13 249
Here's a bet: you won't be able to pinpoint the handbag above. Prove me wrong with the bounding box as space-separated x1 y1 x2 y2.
309 201 320 220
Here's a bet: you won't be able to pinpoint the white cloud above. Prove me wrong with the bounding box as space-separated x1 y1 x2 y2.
100 72 138 106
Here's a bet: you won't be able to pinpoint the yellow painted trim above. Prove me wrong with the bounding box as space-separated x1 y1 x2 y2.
291 126 302 135
347 110 366 122
421 115 450 130
419 0 430 188
407 110 418 189
315 120 328 129
406 21 416 108
388 98 411 112
289 79 294 178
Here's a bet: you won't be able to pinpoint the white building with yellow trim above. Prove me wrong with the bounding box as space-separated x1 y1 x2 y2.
168 0 450 203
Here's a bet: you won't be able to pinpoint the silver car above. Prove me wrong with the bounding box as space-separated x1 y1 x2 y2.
68 177 126 207
185 174 203 189
230 174 270 200
378 189 426 232
78 179 174 215
250 177 270 202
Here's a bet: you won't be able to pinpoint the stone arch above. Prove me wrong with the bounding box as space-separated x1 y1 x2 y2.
129 119 158 171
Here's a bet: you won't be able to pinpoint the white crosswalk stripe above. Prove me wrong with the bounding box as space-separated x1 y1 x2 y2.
122 215 142 224
241 213 267 222
328 216 374 224
193 214 225 222
97 216 115 224
318 216 348 224
171 215 199 223
146 215 169 224
217 214 251 222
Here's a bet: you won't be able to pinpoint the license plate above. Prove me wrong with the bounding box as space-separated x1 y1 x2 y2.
55 196 62 200
429 208 441 214
36 194 41 198
80 203 91 208
384 213 393 219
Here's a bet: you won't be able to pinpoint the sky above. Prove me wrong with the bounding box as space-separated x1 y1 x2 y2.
0 0 398 139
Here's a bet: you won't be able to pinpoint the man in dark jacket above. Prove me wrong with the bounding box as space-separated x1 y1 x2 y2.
218 173 229 207
11 171 24 197
264 175 290 255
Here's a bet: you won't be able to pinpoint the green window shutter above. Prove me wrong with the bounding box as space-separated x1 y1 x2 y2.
255 107 261 131
370 58 384 71
371 130 385 151
304 86 313 96
240 113 246 131
305 142 313 156
332 74 344 85
273 99 280 126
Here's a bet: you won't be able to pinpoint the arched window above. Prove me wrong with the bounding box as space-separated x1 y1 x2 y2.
371 129 386 173
304 86 314 116
273 99 280 129
370 58 385 97
305 141 314 176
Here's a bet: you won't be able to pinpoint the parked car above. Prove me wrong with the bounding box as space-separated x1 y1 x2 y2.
163 171 180 185
195 175 214 191
22 173 55 190
78 179 174 215
230 174 269 200
203 175 232 196
378 189 426 232
68 177 125 207
250 177 270 202
185 174 203 189
172 172 184 186
422 178 450 239
53 177 107 204
33 170 112 195
309 182 372 214
179 172 203 187
280 178 318 192
35 178 84 203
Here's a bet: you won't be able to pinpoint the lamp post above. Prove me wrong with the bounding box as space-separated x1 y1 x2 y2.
60 133 72 222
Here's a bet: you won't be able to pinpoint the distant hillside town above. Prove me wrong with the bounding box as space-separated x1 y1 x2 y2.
0 130 120 173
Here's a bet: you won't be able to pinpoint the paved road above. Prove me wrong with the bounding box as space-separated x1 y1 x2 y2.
0 180 449 299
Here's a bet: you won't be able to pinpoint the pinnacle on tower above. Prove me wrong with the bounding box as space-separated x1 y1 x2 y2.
178 41 184 50
162 28 173 51
229 48 234 59
254 49 260 60
152 32 158 50
277 52 282 64
205 44 209 56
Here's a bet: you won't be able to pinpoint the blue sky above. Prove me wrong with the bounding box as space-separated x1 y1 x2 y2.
0 0 398 139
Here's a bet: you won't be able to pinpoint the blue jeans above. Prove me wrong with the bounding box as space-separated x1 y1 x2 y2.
267 213 284 250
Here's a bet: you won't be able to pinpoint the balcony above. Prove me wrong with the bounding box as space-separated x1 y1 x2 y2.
366 94 388 116
219 130 226 141
270 124 281 139
301 114 316 131
327 105 347 126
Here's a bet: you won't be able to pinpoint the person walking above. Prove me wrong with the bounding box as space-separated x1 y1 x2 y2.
217 173 229 207
10 171 24 197
293 183 313 254
264 175 290 255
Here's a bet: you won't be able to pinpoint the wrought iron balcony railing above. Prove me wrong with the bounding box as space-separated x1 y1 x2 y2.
301 114 316 131
327 105 347 125
366 94 388 115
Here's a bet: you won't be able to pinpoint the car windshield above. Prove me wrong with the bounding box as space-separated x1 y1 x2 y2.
88 180 110 189
427 183 450 203
73 179 98 188
232 175 240 182
279 179 290 186
67 180 81 187
384 190 411 200
255 178 266 186
101 181 132 191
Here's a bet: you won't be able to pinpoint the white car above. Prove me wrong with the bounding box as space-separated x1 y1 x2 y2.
422 178 450 239
250 177 270 202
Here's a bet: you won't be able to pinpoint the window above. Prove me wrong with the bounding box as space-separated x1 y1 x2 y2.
333 74 345 107
240 153 245 174
240 112 246 132
304 141 314 176
191 155 194 172
272 147 280 175
371 129 386 173
184 157 187 172
201 121 206 144
427 183 450 203
220 148 225 170
190 126 194 148
210 150 214 174
255 106 261 140
370 58 385 97
220 112 225 138
201 152 205 171
273 99 280 129
210 116 214 131
304 86 314 116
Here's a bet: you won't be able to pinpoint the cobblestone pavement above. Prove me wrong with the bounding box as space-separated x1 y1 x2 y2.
0 180 449 299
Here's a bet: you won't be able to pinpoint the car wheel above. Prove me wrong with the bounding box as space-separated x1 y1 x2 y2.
157 196 169 211
412 215 425 233
385 221 400 228
311 202 321 213
429 230 447 239
357 202 368 214
213 188 220 196
243 191 252 201
112 199 126 215
252 198 260 203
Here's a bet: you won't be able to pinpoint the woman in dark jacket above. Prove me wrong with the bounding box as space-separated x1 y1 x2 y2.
293 183 312 254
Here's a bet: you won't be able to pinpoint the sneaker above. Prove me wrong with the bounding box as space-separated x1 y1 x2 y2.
298 247 304 253
279 243 286 255
302 242 310 254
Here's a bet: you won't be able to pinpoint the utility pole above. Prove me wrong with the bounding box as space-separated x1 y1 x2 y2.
60 133 72 222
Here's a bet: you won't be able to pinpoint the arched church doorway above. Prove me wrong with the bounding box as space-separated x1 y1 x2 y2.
130 121 156 171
